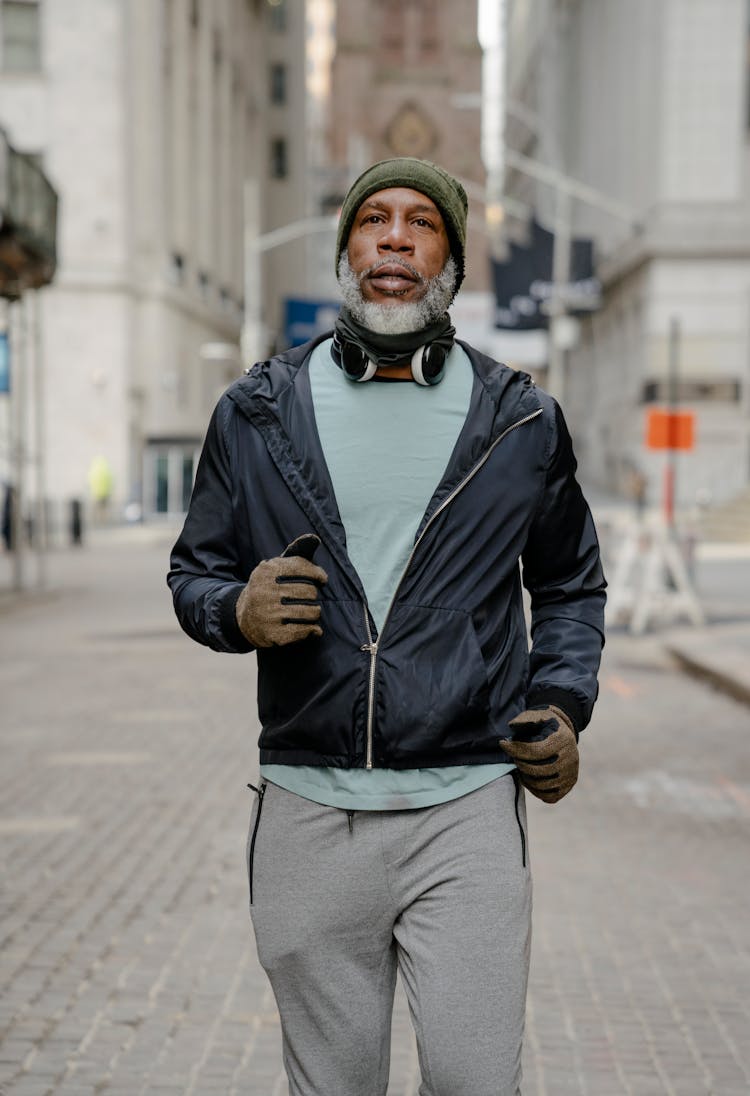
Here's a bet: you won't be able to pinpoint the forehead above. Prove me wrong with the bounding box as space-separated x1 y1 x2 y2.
356 187 443 219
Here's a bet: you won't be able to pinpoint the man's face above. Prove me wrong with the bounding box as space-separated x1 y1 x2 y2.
346 187 451 306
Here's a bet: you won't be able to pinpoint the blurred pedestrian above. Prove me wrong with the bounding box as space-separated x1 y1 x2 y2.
168 157 607 1095
88 455 113 522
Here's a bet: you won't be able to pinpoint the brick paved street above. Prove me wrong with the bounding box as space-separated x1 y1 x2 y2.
1 529 749 1095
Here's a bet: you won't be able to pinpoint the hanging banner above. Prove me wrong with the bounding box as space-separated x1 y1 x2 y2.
492 217 601 331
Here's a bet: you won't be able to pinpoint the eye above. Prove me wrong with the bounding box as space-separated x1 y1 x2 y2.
413 217 435 229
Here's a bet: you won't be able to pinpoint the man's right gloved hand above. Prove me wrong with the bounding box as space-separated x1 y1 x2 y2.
235 534 328 648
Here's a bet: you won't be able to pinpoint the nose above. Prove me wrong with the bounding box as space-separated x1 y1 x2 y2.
377 214 413 254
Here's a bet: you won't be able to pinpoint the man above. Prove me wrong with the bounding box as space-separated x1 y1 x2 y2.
168 157 606 1096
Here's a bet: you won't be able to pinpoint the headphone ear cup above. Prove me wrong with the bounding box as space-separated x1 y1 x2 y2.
357 358 378 383
341 340 378 383
411 343 447 386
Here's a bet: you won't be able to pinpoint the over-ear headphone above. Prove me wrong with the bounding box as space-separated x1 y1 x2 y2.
332 335 448 386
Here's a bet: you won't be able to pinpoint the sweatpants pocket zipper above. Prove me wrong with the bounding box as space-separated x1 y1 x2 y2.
511 770 527 869
247 782 267 906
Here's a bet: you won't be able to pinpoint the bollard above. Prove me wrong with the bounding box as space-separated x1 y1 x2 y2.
70 498 83 546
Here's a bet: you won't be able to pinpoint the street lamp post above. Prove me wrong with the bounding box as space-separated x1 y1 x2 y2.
548 186 573 399
500 147 640 404
241 180 339 367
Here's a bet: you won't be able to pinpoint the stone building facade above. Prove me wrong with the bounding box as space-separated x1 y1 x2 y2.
0 0 307 532
504 0 750 508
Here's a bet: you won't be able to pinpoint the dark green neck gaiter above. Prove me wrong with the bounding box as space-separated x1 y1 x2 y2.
333 307 455 369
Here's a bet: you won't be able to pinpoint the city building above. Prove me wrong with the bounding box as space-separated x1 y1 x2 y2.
325 0 488 294
259 0 315 353
0 0 309 536
502 0 750 508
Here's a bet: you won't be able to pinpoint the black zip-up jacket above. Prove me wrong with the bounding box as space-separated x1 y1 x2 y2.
168 336 606 770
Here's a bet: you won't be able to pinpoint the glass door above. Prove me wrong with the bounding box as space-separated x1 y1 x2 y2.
145 443 200 518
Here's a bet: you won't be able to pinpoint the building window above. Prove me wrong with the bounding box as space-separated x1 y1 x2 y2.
155 452 170 513
181 454 194 510
267 0 287 33
420 0 440 61
270 61 287 104
1 0 41 72
380 0 404 63
270 137 288 178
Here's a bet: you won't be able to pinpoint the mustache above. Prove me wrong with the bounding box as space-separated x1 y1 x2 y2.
359 258 425 283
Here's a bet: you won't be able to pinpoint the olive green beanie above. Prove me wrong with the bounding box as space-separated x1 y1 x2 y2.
335 157 469 291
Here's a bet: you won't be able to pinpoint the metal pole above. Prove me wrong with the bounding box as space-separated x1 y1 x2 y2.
664 316 681 528
500 148 641 407
30 291 48 586
241 178 263 368
547 187 572 403
241 182 339 368
503 146 639 227
9 298 25 591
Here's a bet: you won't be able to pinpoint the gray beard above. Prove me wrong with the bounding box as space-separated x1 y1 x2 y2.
337 254 458 335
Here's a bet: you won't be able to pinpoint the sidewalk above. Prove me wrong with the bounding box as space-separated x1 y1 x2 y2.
657 541 750 707
1 525 750 1095
589 496 750 709
665 620 750 707
0 527 421 1096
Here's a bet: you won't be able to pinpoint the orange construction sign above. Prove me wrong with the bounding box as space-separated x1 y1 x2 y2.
645 408 696 451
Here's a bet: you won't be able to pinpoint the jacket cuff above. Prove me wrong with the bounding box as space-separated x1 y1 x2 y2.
218 585 254 652
525 686 583 739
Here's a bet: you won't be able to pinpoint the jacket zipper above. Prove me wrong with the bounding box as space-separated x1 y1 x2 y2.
358 407 543 770
360 606 378 769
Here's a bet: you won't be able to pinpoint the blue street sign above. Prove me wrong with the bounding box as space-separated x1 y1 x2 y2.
0 332 9 394
284 298 340 348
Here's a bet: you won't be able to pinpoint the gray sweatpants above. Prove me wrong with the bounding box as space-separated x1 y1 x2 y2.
247 775 532 1096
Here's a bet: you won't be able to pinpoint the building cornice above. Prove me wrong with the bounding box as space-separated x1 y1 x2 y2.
598 208 750 288
54 269 241 339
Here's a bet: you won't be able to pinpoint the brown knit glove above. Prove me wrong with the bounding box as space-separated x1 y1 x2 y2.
235 534 328 648
499 705 579 804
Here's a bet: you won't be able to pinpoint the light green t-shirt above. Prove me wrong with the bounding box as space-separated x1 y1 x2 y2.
261 338 513 809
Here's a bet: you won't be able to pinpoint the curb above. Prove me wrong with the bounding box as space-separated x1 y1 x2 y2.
666 645 750 709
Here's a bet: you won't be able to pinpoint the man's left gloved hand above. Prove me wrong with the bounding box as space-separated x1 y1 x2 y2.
499 705 579 804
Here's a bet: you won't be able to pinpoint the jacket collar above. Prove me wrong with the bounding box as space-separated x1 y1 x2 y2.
229 332 540 432
227 332 331 418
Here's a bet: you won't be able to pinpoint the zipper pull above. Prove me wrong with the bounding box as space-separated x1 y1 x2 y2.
360 641 378 654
